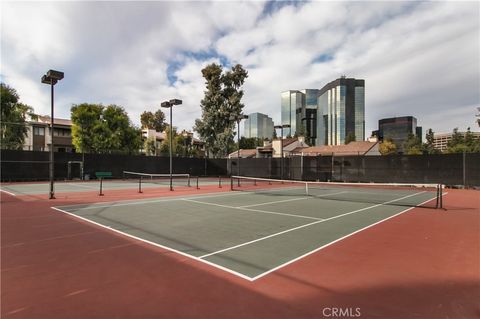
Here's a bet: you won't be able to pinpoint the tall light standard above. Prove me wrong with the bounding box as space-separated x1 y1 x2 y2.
229 114 249 177
274 124 290 180
161 99 182 191
41 69 64 199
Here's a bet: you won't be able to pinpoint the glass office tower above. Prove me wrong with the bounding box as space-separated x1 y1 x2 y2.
375 116 422 153
244 112 274 140
281 90 303 137
316 77 365 145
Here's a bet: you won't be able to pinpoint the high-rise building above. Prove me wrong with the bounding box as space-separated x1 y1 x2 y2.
281 90 303 137
316 77 365 145
244 112 274 140
373 116 422 153
282 77 365 146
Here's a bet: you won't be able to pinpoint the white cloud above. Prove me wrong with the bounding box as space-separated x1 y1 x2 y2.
1 1 478 143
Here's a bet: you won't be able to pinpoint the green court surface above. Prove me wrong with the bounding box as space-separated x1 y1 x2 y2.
53 185 438 280
0 178 221 196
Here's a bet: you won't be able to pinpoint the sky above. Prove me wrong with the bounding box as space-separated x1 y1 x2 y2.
1 1 479 140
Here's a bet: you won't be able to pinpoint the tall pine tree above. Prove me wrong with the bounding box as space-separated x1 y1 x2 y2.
194 63 248 157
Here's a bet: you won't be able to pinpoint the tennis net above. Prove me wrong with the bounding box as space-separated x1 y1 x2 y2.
123 171 191 187
231 176 443 209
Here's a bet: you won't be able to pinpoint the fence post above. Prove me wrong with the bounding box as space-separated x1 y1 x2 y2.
463 151 466 188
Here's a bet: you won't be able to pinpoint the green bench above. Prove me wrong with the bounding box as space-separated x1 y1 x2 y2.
95 172 113 179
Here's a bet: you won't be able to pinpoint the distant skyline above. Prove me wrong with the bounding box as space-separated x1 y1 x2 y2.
1 1 479 138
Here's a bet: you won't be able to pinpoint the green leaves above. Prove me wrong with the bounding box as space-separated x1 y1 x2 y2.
379 138 397 155
446 127 480 153
194 63 249 158
0 83 35 150
140 109 166 132
70 103 141 154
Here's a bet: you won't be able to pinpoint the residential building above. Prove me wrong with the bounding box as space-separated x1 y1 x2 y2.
24 116 74 152
433 131 480 152
373 116 422 153
282 77 365 146
227 137 309 158
291 141 380 156
317 77 365 146
244 112 274 140
142 128 205 157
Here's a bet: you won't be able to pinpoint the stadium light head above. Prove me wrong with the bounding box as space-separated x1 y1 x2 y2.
169 99 182 105
41 70 63 86
161 101 171 108
41 75 57 85
47 70 64 80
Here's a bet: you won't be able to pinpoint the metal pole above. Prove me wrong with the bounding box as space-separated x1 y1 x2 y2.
49 81 55 199
280 127 284 180
237 119 240 177
99 178 104 196
169 106 173 191
463 150 466 188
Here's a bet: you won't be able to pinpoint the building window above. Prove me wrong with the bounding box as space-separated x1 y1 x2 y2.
53 128 71 137
33 127 45 136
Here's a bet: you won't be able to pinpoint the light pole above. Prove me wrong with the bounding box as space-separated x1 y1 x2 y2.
274 124 290 180
230 114 248 177
41 69 64 199
161 99 182 191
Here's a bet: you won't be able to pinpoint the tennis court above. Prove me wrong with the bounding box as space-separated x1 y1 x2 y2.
52 176 442 280
0 173 223 196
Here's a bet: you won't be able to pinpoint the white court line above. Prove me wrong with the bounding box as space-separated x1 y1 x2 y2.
51 189 441 281
55 191 251 211
198 191 427 259
50 206 254 281
239 191 348 208
0 189 16 196
182 198 322 221
251 192 439 280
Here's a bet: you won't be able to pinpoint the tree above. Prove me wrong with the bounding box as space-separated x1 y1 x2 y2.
71 103 141 154
446 128 468 153
238 137 264 149
140 110 166 132
0 83 36 150
444 127 480 153
345 132 356 144
476 107 479 128
423 128 440 154
159 125 178 155
194 63 248 158
403 133 423 155
71 103 103 153
144 137 156 156
379 138 397 155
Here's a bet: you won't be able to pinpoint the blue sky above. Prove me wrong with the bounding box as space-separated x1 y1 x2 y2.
1 1 479 138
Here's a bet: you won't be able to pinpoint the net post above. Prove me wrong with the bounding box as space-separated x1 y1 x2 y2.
254 179 257 186
196 176 199 189
435 184 439 209
230 176 234 190
219 176 222 188
99 177 104 196
138 176 143 193
440 184 443 209
305 182 309 196
188 175 191 187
